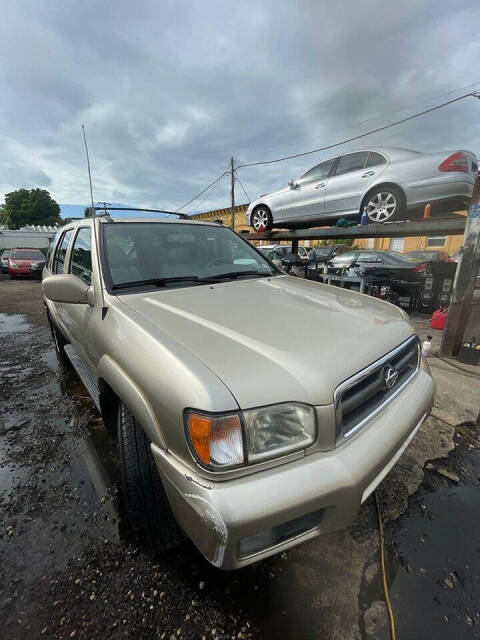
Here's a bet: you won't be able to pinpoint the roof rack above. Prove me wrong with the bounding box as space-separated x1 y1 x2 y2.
91 206 188 219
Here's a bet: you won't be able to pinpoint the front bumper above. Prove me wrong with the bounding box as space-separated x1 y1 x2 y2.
9 269 32 276
152 369 434 569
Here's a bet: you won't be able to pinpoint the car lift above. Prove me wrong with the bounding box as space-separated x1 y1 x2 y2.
244 216 466 256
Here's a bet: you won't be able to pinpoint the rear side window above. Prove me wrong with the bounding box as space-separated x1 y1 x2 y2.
70 228 92 284
335 152 368 176
365 152 387 168
356 252 382 263
53 230 73 274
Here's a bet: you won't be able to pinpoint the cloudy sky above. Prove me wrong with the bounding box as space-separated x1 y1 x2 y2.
1 0 480 216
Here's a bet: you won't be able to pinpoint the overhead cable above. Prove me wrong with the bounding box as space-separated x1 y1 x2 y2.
237 92 479 169
175 170 229 212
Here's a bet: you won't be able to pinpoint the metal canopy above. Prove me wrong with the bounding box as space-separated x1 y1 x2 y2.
244 217 466 241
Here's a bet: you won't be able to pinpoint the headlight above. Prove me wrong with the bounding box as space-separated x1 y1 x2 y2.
243 403 316 463
185 403 316 470
9 261 18 267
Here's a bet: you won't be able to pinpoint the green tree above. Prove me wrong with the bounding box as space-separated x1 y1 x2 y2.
2 188 62 229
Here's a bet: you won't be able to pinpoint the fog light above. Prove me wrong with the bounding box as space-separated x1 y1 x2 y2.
238 509 324 558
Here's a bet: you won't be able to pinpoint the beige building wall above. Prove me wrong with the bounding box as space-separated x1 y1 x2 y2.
354 212 466 256
190 204 250 233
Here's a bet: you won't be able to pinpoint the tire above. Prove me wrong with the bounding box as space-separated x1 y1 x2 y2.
251 205 273 232
362 186 405 223
117 402 185 551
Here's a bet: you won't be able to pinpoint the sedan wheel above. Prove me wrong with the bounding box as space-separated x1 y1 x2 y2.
365 191 397 223
251 207 272 232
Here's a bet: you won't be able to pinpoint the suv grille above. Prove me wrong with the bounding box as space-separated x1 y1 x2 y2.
335 336 420 443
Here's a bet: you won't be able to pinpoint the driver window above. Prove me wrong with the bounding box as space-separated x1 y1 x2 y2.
298 158 337 183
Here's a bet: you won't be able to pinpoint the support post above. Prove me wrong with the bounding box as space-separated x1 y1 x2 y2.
230 157 235 230
441 179 480 356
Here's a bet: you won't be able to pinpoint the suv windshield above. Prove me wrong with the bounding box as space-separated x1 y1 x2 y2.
10 250 44 260
103 222 277 288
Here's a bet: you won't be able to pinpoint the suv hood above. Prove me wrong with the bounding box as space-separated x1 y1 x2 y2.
118 276 413 408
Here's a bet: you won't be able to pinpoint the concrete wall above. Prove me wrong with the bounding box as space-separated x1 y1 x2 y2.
0 229 55 250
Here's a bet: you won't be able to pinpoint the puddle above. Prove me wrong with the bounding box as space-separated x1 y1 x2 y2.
42 347 59 371
365 442 480 639
0 313 31 335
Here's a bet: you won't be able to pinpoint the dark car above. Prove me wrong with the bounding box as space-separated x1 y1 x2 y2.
29 258 46 279
330 250 424 282
1 250 10 273
404 250 455 263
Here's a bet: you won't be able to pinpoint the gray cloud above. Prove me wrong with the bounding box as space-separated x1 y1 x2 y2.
1 0 480 213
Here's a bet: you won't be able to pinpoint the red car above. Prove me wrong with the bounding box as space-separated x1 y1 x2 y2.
8 248 45 278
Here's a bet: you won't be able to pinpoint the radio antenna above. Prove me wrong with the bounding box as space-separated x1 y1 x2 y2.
81 124 108 319
82 125 95 210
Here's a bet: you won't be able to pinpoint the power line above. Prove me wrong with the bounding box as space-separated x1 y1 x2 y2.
234 169 250 202
238 80 480 159
185 171 228 214
237 91 480 169
175 170 229 212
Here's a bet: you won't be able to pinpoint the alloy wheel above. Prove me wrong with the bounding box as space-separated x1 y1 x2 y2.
252 208 269 231
366 192 397 223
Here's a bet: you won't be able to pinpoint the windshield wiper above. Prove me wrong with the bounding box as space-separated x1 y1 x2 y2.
111 276 207 290
198 270 273 282
111 271 274 290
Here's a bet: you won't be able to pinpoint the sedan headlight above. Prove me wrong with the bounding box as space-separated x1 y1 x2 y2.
185 403 316 470
9 261 18 267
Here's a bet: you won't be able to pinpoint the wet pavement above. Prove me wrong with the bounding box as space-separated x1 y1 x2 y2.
0 275 479 639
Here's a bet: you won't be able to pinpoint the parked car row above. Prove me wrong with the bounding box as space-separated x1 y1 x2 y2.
246 146 478 231
1 248 45 278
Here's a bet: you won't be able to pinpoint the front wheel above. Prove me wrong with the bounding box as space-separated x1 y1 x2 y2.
117 402 185 551
363 186 405 223
251 206 273 232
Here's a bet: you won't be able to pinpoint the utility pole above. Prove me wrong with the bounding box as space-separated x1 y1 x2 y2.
230 157 235 230
441 177 480 356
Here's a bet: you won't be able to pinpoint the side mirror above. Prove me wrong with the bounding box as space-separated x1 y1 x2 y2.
42 274 93 305
288 179 298 190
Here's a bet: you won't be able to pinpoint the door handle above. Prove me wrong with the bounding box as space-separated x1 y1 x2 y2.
362 171 375 177
314 183 326 189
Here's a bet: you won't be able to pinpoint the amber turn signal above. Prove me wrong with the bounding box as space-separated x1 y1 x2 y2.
186 412 244 468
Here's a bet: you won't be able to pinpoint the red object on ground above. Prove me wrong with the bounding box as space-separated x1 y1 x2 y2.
430 308 448 330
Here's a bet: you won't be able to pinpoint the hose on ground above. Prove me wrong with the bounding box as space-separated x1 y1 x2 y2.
374 491 396 640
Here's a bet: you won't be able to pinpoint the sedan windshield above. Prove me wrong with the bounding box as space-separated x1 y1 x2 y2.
10 250 44 260
103 222 277 288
